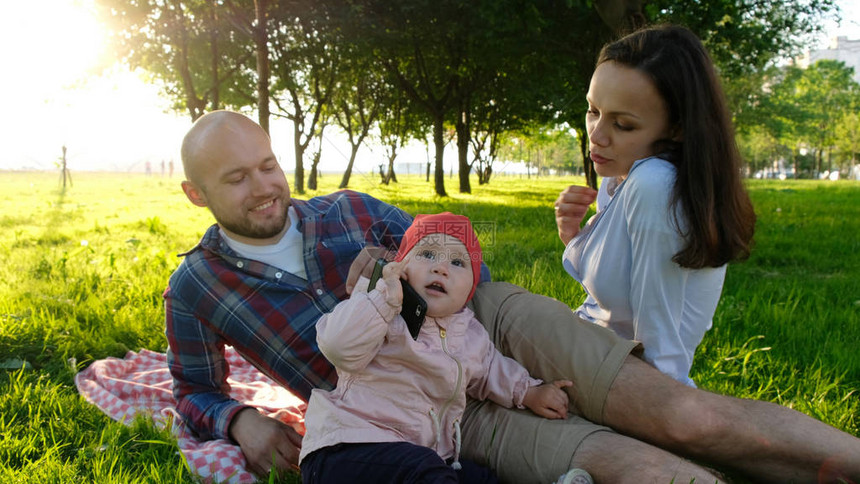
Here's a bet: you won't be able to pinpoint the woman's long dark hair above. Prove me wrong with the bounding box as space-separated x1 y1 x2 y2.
597 24 755 268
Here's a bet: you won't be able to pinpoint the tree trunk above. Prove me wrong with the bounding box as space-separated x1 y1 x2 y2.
254 0 270 134
308 126 327 190
456 108 471 193
209 6 220 111
433 116 447 196
793 149 800 179
308 151 321 190
169 0 204 121
580 130 597 189
293 122 305 194
384 149 399 184
593 0 646 34
816 149 823 177
526 147 531 180
477 163 487 185
339 144 360 188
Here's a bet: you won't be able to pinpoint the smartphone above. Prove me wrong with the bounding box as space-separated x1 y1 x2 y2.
368 258 427 340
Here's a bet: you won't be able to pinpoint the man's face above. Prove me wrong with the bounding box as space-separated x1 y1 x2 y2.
187 121 291 246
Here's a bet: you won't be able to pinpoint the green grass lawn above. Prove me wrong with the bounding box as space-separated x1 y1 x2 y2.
0 171 858 483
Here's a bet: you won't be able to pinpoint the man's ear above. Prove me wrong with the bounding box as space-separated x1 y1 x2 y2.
181 180 208 208
670 125 684 142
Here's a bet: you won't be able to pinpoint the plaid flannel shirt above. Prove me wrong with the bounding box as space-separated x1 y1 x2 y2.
164 190 414 441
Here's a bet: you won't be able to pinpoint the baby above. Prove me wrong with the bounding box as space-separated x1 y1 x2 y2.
299 212 589 483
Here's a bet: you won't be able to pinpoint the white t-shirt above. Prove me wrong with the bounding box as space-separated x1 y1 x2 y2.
220 205 307 279
562 157 725 386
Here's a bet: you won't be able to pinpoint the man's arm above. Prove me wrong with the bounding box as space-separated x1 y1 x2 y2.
164 288 249 440
165 287 303 475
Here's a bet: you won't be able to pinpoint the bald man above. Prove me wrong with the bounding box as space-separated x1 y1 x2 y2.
180 111 292 246
165 111 860 483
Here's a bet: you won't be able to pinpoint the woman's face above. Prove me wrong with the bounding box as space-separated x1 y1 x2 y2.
585 61 676 180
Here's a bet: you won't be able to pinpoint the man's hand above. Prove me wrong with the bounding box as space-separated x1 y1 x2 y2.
522 380 573 420
554 186 598 246
380 260 405 307
346 245 395 294
229 407 303 477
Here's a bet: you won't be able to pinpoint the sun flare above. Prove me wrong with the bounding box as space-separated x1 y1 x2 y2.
3 0 106 96
0 0 191 172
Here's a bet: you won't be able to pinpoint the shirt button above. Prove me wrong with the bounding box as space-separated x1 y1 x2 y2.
275 272 283 279
236 261 244 268
316 288 324 295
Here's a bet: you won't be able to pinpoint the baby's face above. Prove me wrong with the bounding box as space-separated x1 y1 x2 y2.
402 234 474 318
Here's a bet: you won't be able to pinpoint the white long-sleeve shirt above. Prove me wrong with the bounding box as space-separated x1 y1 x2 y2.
563 157 725 386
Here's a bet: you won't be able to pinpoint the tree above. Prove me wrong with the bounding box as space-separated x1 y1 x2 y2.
97 0 840 188
796 60 857 175
835 108 860 172
331 56 385 188
493 1 612 189
334 0 614 193
738 126 791 178
375 91 426 185
306 121 330 190
345 0 469 196
648 0 838 136
58 145 73 190
215 0 276 132
268 4 339 194
253 0 271 133
753 60 858 178
469 104 501 185
96 0 256 121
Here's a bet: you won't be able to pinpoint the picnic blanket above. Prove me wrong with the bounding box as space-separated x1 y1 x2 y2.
74 347 306 484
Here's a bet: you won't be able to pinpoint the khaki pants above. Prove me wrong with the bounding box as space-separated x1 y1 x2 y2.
462 282 641 483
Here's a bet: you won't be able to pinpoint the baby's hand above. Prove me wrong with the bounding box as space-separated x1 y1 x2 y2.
380 260 404 308
523 380 572 419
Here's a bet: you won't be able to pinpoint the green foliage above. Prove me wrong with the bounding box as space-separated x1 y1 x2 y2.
497 126 584 176
648 0 838 76
94 0 257 120
0 172 858 483
748 60 860 178
94 0 843 188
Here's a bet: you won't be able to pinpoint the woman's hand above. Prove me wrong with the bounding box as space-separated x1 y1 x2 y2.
554 186 598 246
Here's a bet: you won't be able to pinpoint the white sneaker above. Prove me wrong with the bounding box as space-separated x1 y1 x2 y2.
556 468 594 484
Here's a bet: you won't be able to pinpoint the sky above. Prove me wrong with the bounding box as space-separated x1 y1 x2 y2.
0 0 858 173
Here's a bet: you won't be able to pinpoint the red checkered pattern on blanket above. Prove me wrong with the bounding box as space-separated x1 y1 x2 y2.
75 347 306 484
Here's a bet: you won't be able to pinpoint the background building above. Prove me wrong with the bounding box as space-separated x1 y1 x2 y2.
798 36 860 83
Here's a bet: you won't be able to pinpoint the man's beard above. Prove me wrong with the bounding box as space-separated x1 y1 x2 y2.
221 216 288 240
217 199 289 240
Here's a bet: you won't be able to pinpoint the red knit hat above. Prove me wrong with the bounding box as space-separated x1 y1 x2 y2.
395 212 483 302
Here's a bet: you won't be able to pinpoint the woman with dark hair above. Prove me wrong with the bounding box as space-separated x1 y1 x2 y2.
555 25 756 385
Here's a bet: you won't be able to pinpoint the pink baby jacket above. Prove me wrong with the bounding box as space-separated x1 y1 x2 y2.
299 277 541 464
